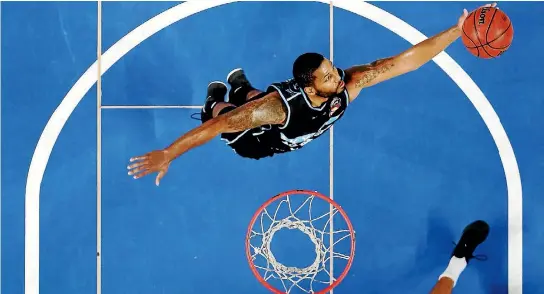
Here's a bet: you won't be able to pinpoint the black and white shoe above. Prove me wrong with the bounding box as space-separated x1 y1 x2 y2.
200 81 227 122
226 68 255 106
451 220 490 263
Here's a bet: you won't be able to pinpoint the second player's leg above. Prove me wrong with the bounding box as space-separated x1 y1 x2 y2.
428 220 489 294
429 277 454 294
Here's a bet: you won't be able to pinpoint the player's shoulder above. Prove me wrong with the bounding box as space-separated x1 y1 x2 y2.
267 78 302 99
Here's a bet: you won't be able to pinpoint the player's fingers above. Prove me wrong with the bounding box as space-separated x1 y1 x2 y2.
128 165 149 177
127 161 148 170
133 169 153 179
130 155 148 162
155 170 166 186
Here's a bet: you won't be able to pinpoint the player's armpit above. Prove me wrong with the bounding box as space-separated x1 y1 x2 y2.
219 91 288 133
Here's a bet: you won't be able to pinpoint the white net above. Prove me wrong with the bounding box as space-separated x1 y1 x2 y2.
247 192 355 293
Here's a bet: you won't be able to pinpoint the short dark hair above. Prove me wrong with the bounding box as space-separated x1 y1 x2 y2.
292 52 325 88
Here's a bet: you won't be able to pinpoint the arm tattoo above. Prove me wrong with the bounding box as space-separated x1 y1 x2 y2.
161 93 286 158
354 58 395 88
222 93 287 133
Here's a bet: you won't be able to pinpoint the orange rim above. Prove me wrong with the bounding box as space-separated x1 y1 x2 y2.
245 189 356 294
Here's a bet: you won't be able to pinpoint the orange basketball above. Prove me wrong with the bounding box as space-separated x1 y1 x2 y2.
461 7 514 58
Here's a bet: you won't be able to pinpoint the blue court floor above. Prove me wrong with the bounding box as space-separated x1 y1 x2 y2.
2 1 543 294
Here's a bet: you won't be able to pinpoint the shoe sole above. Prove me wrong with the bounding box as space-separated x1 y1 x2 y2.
208 81 227 88
227 68 243 83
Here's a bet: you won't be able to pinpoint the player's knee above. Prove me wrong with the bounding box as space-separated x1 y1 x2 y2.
247 89 263 101
212 103 236 118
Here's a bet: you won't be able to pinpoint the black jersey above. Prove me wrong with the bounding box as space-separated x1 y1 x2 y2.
219 68 350 158
264 67 350 152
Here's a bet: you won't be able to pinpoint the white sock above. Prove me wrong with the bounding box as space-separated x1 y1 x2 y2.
438 256 467 287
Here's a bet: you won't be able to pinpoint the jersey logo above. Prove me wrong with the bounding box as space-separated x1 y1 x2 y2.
329 97 342 116
279 115 340 149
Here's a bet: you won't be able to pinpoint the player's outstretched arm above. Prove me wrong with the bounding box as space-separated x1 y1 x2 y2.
127 92 287 186
344 3 496 100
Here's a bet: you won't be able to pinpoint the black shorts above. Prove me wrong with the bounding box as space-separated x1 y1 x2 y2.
202 92 278 160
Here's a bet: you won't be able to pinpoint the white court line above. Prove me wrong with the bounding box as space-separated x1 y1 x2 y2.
96 1 102 294
0 3 3 294
328 1 335 293
24 2 234 293
101 105 202 109
330 1 522 293
24 1 522 294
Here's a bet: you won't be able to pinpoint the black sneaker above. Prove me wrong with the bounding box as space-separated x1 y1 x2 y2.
200 81 227 122
451 220 490 263
226 68 255 106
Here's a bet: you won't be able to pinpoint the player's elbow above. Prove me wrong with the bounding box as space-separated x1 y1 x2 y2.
220 110 259 134
394 52 424 73
407 63 422 72
398 56 421 73
218 93 287 133
216 115 240 134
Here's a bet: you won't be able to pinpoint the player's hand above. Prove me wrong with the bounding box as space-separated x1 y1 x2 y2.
457 3 497 30
128 149 171 186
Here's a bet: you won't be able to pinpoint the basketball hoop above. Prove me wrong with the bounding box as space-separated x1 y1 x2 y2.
245 190 356 293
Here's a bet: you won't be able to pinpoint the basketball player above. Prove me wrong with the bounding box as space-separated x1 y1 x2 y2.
127 3 496 186
429 220 489 294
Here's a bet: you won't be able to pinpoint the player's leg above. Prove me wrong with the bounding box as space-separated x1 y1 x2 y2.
429 277 454 294
200 81 235 123
226 68 263 106
429 220 489 294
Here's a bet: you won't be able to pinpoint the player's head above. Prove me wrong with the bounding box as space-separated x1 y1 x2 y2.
292 52 345 98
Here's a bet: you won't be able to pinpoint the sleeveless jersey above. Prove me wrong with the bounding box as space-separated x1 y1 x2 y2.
257 68 351 153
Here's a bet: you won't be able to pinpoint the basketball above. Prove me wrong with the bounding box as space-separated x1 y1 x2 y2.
461 7 514 58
